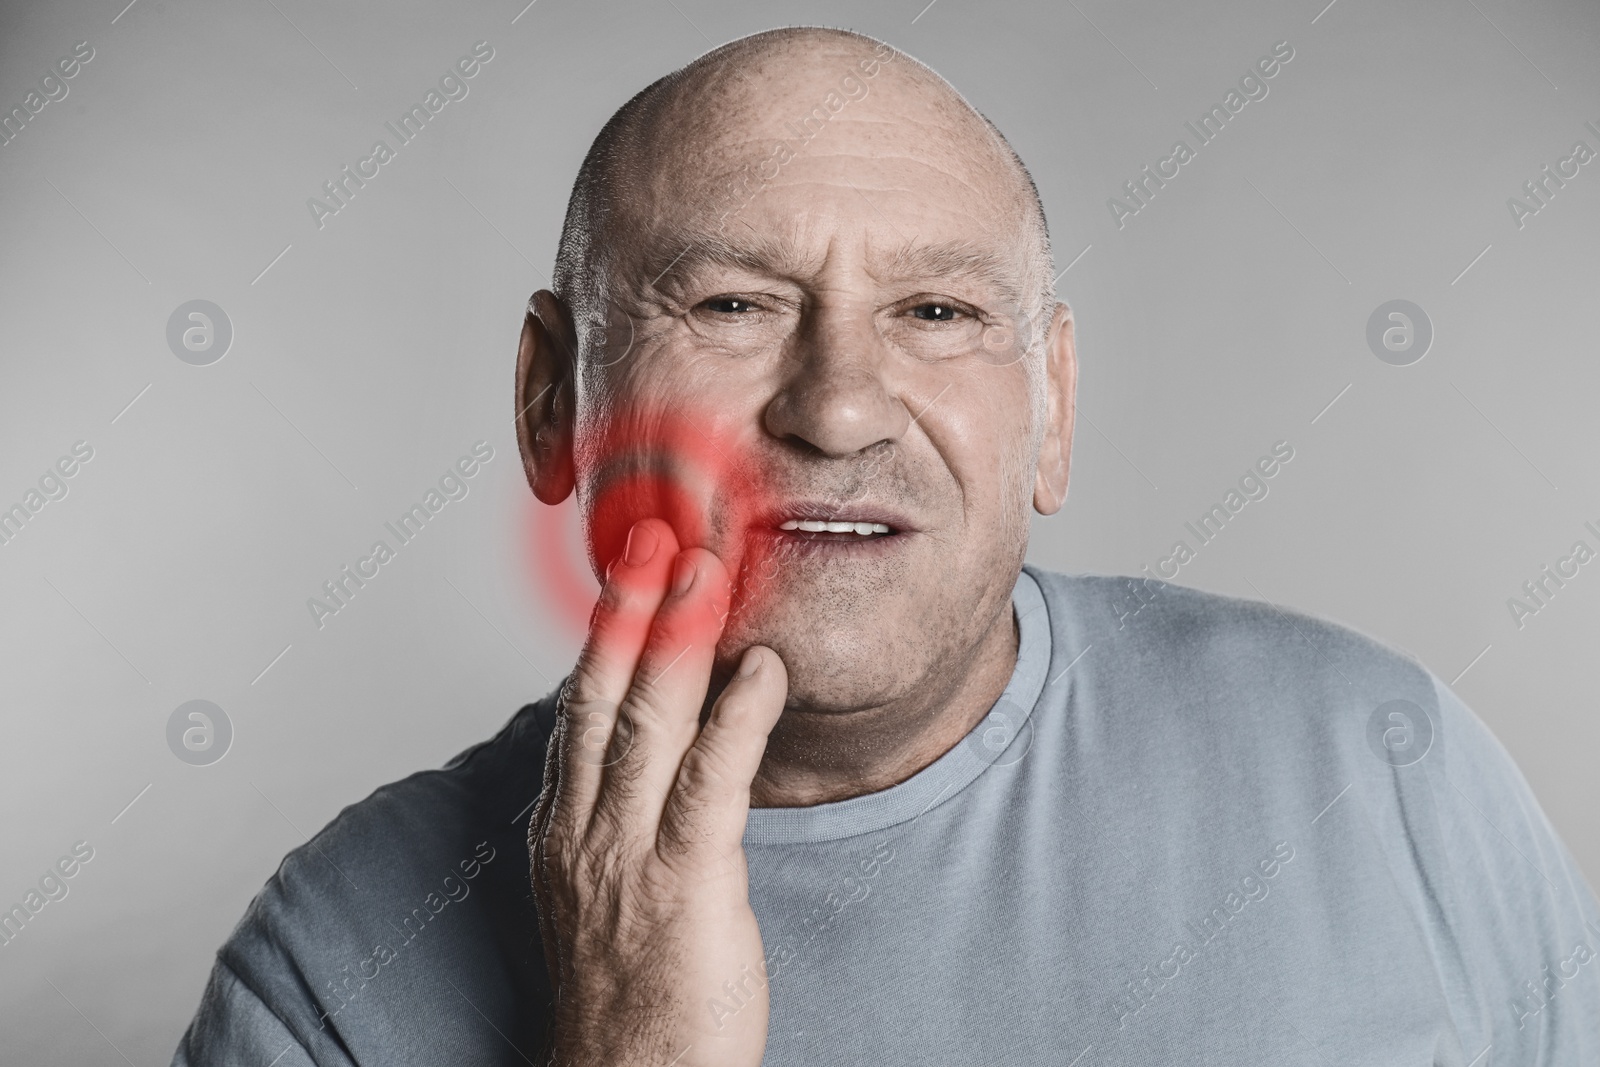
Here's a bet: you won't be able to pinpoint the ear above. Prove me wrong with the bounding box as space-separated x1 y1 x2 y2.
1033 302 1077 516
515 290 578 505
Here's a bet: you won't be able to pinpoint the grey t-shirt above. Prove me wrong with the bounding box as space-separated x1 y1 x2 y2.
174 568 1600 1065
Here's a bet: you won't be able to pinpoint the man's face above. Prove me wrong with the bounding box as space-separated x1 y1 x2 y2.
557 53 1072 712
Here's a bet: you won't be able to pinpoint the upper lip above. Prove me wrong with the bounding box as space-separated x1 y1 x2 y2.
749 499 918 534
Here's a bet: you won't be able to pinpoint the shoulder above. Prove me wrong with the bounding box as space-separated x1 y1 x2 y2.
1024 566 1435 716
246 694 555 904
333 694 557 846
198 696 558 1054
1020 565 1451 823
1022 570 1600 1004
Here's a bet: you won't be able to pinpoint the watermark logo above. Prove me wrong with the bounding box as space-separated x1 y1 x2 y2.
586 295 639 370
572 703 635 768
1510 922 1600 1031
166 699 233 766
705 841 892 1041
0 440 94 548
1108 40 1295 229
1506 121 1599 230
1365 300 1432 366
962 695 1035 767
307 442 494 629
710 42 899 237
0 841 94 949
167 300 233 366
1366 698 1432 767
1507 523 1599 630
1141 440 1295 582
307 42 495 230
1106 841 1295 1033
0 40 94 150
314 840 497 1029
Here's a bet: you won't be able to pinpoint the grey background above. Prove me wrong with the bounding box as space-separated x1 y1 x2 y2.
1 0 1596 1061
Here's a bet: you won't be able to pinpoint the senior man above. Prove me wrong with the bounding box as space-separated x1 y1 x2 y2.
176 26 1600 1067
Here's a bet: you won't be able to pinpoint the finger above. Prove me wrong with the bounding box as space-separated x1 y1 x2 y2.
658 645 788 858
530 712 566 874
535 710 564 838
557 518 680 813
530 713 578 991
590 548 733 830
529 713 564 889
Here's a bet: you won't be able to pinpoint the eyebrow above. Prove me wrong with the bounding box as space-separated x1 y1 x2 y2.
638 230 1029 308
640 232 810 291
880 241 1027 307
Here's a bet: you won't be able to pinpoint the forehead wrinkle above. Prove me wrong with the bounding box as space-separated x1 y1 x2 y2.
766 152 1014 220
630 94 1034 263
634 229 823 297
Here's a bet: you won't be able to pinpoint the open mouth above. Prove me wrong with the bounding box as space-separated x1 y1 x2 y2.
754 503 913 547
777 518 894 537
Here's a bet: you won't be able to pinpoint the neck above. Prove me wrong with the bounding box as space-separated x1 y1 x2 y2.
747 601 1020 808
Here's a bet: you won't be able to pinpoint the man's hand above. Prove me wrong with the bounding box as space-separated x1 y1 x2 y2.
529 517 788 1067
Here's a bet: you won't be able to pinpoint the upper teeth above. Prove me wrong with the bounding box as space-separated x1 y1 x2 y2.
779 519 891 535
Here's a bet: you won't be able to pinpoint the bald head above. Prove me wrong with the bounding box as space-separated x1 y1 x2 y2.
551 27 1054 348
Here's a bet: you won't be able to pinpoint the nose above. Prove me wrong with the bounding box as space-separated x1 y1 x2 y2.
762 301 910 457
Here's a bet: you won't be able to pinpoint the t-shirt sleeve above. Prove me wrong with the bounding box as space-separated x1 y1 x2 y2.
172 956 351 1067
1416 672 1600 1062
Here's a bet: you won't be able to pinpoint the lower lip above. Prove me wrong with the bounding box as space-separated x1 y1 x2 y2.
751 527 911 556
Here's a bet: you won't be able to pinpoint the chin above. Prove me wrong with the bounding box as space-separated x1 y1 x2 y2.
717 602 922 713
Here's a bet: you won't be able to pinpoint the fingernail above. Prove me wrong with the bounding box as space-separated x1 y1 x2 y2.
671 555 696 595
624 522 659 568
738 648 762 678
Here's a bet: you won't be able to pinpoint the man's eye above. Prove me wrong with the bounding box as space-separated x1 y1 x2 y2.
910 303 963 322
702 297 759 314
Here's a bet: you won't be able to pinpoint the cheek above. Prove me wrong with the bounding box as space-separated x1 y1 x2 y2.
575 386 771 563
593 334 773 417
937 374 1036 520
